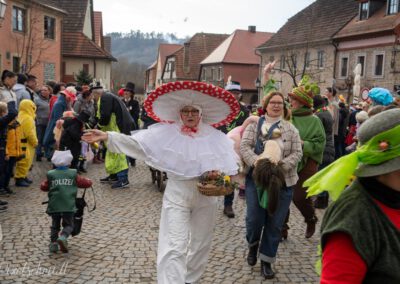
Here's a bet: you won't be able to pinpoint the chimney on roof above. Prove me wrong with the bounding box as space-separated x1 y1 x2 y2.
248 26 256 33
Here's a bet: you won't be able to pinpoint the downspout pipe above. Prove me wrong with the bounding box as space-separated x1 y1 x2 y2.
332 40 339 90
255 48 263 105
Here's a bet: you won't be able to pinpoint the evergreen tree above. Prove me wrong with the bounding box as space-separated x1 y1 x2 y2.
75 69 93 85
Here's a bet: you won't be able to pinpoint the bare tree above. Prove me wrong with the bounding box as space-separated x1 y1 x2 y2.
268 0 333 88
13 1 50 73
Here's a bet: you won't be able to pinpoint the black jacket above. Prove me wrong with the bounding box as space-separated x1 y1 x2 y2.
99 92 136 134
0 101 18 148
315 110 335 165
123 98 140 130
59 117 83 159
218 104 249 134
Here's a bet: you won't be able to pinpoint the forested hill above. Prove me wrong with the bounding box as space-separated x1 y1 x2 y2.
108 31 188 66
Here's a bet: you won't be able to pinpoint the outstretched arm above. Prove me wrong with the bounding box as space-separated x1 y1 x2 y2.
82 129 146 160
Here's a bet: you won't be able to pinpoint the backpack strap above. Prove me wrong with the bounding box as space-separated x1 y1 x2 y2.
254 116 265 155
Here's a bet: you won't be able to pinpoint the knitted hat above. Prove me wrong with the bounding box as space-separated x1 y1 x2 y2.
51 150 73 167
288 76 319 108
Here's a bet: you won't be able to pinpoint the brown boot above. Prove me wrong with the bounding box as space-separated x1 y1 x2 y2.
280 224 289 241
305 216 318 238
223 205 235 218
92 157 103 164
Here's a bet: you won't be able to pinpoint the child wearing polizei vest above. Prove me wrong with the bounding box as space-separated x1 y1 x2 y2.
40 150 92 253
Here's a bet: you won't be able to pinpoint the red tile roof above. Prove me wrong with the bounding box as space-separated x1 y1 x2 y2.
57 0 91 33
103 36 111 53
168 33 229 80
63 32 117 61
335 6 400 39
258 0 359 50
202 29 274 65
33 0 68 14
159 44 183 71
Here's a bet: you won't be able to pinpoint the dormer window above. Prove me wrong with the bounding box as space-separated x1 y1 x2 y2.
388 0 399 15
360 1 369 20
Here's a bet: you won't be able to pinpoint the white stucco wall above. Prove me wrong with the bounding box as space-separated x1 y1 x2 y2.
64 58 111 89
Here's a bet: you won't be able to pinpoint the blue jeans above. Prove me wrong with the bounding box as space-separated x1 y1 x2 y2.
245 174 293 263
117 169 129 182
224 192 234 206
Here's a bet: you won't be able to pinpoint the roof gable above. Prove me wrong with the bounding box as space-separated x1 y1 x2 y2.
202 29 273 65
58 0 91 33
258 0 359 49
158 44 183 72
335 5 400 39
169 33 229 80
63 32 117 61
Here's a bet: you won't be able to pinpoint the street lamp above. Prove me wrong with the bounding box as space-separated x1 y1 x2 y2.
0 0 7 27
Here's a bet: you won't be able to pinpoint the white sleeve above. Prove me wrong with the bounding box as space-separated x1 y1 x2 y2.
106 131 147 160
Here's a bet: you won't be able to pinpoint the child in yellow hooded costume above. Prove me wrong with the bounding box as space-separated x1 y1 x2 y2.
15 100 38 187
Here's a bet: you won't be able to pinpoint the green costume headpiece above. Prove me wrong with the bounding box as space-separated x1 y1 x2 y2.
288 75 320 108
305 108 400 200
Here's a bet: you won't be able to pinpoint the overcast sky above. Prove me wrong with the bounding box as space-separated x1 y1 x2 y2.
93 0 315 38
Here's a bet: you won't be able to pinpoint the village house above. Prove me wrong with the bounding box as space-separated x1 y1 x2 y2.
151 43 182 90
0 0 66 84
334 0 400 101
161 33 228 84
256 0 359 97
58 0 116 89
200 26 274 104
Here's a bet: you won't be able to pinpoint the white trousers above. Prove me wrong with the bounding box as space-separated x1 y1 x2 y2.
157 178 217 284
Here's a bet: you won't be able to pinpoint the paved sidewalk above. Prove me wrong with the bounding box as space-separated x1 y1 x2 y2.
0 160 322 283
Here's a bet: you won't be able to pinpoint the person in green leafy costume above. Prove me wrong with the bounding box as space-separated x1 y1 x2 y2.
282 76 326 240
305 108 400 283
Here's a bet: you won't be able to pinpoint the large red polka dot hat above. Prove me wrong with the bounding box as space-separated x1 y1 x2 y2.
143 81 240 128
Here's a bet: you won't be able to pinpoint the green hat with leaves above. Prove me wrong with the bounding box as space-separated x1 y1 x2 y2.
288 75 320 108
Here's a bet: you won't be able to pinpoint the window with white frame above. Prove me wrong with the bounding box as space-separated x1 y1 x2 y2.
280 55 285 69
202 68 206 81
388 0 399 15
211 68 215 81
44 16 56 39
373 52 385 77
360 1 369 20
304 52 310 69
218 67 222 81
340 55 349 78
317 51 324 68
356 54 366 77
12 6 26 32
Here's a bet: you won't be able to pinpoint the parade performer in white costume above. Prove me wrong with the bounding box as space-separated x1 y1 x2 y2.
83 81 240 284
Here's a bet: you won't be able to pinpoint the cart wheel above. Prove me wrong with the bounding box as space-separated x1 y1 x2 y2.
150 168 156 184
156 171 165 192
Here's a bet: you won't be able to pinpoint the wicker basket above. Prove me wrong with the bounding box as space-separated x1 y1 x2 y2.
197 182 234 196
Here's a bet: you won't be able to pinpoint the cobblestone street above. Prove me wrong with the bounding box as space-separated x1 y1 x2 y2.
0 160 322 283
